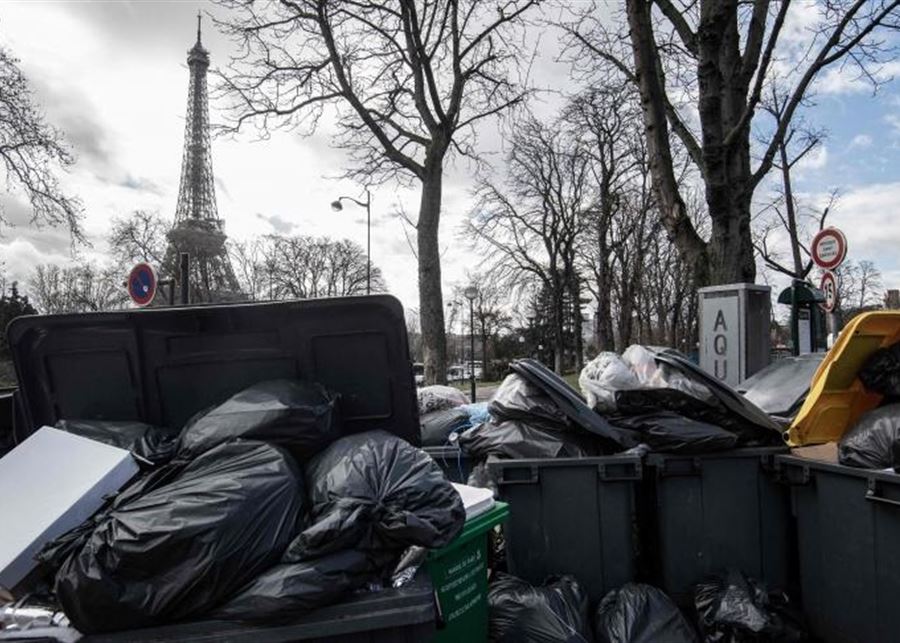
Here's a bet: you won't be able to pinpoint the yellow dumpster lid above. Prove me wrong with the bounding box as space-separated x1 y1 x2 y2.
788 311 900 445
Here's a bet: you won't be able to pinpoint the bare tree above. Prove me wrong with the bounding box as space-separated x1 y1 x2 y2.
467 116 589 373
562 0 900 285
0 45 83 239
856 260 883 310
216 0 538 384
231 234 385 300
109 210 170 272
29 263 128 314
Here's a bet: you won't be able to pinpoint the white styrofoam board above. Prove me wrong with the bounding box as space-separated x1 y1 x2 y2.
0 427 139 592
452 483 495 521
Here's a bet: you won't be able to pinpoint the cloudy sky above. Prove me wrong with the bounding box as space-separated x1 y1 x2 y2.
0 1 899 316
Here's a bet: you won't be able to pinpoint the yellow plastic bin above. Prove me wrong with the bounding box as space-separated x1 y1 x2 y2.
788 311 900 445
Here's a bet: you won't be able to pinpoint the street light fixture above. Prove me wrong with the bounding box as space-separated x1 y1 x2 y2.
463 285 478 403
330 188 372 295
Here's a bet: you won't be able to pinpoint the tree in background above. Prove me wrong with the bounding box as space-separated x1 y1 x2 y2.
0 44 83 239
28 263 128 314
562 0 900 285
109 210 170 272
230 234 385 300
216 0 539 385
0 281 36 360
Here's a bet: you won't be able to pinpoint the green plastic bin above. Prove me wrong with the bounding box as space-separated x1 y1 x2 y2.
426 502 509 643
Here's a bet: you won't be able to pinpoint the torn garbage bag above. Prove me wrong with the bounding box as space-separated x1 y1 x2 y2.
595 583 698 643
418 385 468 415
608 412 737 454
694 569 806 643
53 440 304 633
284 430 465 562
420 407 472 446
858 342 900 397
488 573 591 643
177 379 340 461
55 419 179 467
210 549 394 622
457 419 597 460
580 352 641 413
838 403 900 469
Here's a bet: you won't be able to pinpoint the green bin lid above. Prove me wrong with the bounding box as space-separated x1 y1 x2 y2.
428 501 509 560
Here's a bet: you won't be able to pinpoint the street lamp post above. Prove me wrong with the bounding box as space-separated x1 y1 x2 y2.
464 285 478 403
331 188 372 295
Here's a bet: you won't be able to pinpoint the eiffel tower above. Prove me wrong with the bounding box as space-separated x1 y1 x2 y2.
163 14 241 303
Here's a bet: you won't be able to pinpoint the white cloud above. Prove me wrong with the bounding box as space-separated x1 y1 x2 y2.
796 144 828 171
815 62 900 96
849 134 873 148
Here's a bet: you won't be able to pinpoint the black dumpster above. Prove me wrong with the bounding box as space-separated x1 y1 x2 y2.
777 455 900 643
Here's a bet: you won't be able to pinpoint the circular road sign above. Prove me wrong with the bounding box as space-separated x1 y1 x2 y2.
128 262 157 307
811 227 847 270
820 271 838 313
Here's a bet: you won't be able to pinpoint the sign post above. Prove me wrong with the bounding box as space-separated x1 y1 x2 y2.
127 263 158 307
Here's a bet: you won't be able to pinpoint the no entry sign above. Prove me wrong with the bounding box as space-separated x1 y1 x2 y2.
820 271 838 313
128 263 157 307
811 227 847 270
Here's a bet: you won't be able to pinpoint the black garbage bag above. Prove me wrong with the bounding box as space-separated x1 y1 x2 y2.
457 419 598 460
609 412 737 454
595 583 698 643
420 407 472 446
211 548 394 622
177 379 341 461
488 573 591 643
489 373 570 429
894 437 900 473
615 389 779 446
284 430 465 562
858 342 900 397
53 440 305 633
695 570 806 643
838 403 900 469
56 419 179 467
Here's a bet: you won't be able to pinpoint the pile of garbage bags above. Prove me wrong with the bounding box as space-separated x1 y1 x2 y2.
417 384 489 446
488 571 804 643
838 342 900 471
451 347 782 490
29 379 465 634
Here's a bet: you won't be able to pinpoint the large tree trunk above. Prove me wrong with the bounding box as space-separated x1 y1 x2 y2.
571 277 584 372
418 161 448 385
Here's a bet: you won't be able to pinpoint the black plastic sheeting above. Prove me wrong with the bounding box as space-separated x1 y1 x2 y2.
615 389 779 447
420 407 471 446
52 440 305 633
177 379 341 461
283 430 465 562
457 419 598 460
595 583 698 643
838 403 900 469
859 342 900 397
210 549 394 622
488 573 592 643
609 412 737 454
55 419 179 468
694 570 806 643
738 355 823 418
511 359 639 450
489 373 570 430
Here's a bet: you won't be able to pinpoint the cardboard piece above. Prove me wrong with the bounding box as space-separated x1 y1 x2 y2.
0 427 139 593
789 442 839 464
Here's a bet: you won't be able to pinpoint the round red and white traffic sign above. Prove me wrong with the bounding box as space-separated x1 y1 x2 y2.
811 227 847 271
127 262 158 307
820 271 838 313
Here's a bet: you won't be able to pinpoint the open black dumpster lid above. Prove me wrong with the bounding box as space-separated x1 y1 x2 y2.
7 296 419 444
